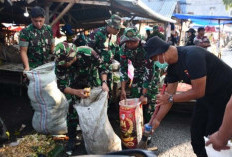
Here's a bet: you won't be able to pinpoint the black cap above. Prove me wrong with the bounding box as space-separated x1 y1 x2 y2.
144 36 170 59
198 27 205 32
31 6 45 18
187 28 196 33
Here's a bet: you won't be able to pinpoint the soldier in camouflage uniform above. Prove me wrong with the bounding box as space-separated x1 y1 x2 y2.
74 33 87 47
147 25 165 41
87 14 123 97
55 39 109 153
119 27 160 122
19 6 54 71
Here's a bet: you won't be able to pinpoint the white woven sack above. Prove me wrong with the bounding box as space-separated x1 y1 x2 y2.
25 62 68 135
74 87 122 154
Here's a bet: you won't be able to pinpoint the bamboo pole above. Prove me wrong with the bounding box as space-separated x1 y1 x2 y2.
50 2 76 26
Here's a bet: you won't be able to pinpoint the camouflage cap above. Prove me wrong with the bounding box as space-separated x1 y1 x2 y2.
54 42 78 66
105 14 123 30
153 25 159 31
120 27 140 44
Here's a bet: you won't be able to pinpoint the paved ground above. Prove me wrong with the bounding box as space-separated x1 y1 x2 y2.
149 112 195 157
148 109 196 157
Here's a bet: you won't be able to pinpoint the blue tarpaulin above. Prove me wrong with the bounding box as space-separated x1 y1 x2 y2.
173 14 232 26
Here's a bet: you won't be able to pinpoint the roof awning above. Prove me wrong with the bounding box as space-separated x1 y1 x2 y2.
115 0 176 23
0 0 175 29
173 14 232 26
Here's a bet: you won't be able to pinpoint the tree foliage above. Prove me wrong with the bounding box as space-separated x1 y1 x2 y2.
223 0 232 9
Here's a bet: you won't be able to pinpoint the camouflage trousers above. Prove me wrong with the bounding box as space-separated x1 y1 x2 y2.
107 72 113 104
145 79 159 123
67 100 78 139
129 73 159 123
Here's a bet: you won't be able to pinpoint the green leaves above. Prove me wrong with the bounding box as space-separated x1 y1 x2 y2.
223 0 232 9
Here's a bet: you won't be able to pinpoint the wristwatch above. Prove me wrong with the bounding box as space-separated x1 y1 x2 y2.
102 80 107 85
168 95 174 104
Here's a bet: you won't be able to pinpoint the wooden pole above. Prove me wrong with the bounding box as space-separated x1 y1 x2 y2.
178 19 183 46
164 22 168 42
50 2 76 26
49 2 64 20
218 19 221 58
44 1 52 24
138 22 141 32
67 13 79 25
45 5 50 24
48 0 109 5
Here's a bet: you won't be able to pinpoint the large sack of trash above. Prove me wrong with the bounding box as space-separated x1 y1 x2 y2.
74 87 122 154
25 62 69 135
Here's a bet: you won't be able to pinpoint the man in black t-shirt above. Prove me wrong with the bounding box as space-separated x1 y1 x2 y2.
144 36 232 157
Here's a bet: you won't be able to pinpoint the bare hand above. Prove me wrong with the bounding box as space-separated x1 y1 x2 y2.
102 83 109 92
139 95 147 105
205 131 230 151
120 90 126 100
24 67 30 71
156 93 171 106
23 67 30 77
73 89 89 99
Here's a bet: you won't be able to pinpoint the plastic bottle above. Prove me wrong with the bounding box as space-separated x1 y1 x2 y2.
137 124 152 149
144 124 152 137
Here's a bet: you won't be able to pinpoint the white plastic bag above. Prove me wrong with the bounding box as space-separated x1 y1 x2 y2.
25 62 69 135
74 87 122 154
204 137 232 157
128 60 134 81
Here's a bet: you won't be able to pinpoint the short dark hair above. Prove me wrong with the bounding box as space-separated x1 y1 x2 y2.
31 6 45 18
198 27 205 32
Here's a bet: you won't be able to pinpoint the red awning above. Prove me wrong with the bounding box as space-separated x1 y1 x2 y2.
205 26 216 32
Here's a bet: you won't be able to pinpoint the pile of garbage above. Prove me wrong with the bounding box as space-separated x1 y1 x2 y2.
0 134 56 157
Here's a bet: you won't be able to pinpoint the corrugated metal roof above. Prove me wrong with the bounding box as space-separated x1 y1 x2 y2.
117 0 176 23
141 0 178 18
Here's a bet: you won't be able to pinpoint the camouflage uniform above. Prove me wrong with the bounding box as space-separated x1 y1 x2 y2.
19 24 54 69
147 25 165 41
120 27 160 122
74 34 87 46
55 43 104 140
87 26 113 89
87 14 122 97
145 64 160 122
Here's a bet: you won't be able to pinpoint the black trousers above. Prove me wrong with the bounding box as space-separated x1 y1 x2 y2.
191 87 232 157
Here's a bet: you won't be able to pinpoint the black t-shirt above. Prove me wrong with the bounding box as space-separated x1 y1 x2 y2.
166 46 232 95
